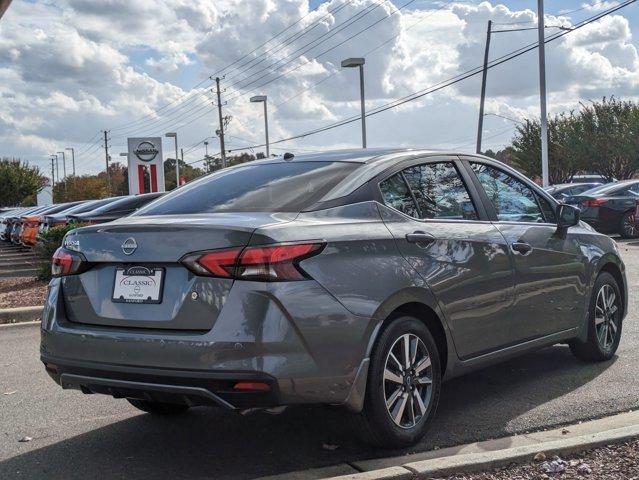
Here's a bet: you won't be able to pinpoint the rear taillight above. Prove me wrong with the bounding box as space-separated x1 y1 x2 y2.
583 198 608 208
51 248 88 277
181 242 325 281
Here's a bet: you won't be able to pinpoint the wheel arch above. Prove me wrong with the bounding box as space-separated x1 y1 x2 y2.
367 288 456 377
597 260 627 320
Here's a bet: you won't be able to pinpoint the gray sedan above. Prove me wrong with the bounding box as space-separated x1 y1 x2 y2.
41 149 627 448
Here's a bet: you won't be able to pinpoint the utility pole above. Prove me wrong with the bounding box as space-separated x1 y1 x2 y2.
103 130 111 194
52 154 59 183
180 148 184 185
215 77 227 168
66 147 75 176
476 20 492 154
537 0 549 187
57 151 66 178
50 156 55 200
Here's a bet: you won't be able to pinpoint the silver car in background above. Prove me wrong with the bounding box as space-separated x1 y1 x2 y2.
41 149 627 447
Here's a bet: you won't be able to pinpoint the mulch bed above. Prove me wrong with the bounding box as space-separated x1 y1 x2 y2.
433 439 639 479
0 277 48 309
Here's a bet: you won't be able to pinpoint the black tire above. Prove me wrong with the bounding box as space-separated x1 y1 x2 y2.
619 211 639 239
127 399 190 415
570 272 623 361
352 316 441 448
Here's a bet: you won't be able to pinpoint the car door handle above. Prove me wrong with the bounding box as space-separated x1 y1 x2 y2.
511 242 533 255
406 231 435 246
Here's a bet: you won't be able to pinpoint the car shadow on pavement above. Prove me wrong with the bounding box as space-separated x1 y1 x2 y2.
0 345 618 480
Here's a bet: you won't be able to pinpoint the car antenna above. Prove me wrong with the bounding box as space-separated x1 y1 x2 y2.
283 152 295 161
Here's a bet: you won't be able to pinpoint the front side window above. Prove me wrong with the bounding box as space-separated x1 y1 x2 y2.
379 173 420 218
470 163 546 223
402 163 478 220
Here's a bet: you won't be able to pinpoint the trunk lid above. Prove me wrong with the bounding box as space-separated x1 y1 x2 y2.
61 213 295 330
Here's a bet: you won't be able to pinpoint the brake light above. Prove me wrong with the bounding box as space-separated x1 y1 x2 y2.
181 243 325 281
583 198 608 208
51 248 88 277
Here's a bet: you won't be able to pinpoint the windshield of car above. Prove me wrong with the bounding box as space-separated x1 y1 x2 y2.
136 161 361 215
582 182 639 196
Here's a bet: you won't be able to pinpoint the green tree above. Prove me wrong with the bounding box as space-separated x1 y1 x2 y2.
163 159 205 190
53 175 109 202
578 97 639 180
507 97 639 183
0 158 45 206
510 113 583 184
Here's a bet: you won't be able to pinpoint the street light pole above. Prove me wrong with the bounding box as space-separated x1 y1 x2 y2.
165 132 179 188
476 20 492 154
250 95 270 158
341 57 367 148
65 147 75 176
537 0 550 187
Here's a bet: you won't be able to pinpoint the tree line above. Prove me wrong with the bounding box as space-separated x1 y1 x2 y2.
485 97 639 184
0 153 263 206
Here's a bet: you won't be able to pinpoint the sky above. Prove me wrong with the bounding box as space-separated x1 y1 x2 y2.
1 0 638 177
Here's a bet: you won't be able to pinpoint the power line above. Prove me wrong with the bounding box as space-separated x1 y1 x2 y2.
223 0 637 152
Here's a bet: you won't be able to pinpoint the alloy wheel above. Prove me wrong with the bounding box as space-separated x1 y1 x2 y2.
623 213 638 237
595 284 620 350
383 333 433 429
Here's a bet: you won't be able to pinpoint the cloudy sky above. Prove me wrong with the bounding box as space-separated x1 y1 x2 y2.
1 0 638 177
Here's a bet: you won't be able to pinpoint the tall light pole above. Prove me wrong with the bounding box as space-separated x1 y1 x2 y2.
250 95 270 158
57 151 66 179
165 132 179 188
65 147 75 176
341 57 367 148
537 0 549 187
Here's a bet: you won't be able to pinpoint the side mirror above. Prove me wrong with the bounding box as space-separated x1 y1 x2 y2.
557 204 580 229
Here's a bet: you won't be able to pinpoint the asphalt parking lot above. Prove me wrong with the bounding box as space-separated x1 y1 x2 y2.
0 244 38 279
0 240 638 480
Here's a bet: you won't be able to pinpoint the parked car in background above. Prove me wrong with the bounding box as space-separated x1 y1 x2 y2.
567 180 639 238
42 197 124 233
544 182 603 201
570 174 614 183
42 149 627 448
0 207 28 241
68 192 165 225
7 205 52 244
20 201 84 246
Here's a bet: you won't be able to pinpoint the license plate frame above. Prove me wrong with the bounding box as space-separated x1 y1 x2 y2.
112 266 165 304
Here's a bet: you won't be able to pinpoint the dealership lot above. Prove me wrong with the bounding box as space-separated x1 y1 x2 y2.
0 240 638 480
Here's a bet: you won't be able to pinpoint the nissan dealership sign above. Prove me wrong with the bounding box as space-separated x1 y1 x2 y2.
126 137 165 194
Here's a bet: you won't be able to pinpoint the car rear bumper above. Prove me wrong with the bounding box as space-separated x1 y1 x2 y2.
41 277 374 410
41 354 279 409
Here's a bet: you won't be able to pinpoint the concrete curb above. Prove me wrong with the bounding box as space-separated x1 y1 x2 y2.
0 306 43 325
257 411 639 480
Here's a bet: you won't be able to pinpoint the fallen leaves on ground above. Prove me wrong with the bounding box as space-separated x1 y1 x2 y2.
0 277 47 308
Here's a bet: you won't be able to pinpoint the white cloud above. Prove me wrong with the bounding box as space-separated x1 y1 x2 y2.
0 0 638 175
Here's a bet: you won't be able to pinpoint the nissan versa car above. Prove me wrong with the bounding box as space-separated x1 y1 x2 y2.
41 149 627 447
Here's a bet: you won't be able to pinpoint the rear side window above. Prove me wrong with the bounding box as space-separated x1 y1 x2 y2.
379 173 420 218
471 163 547 223
136 162 360 215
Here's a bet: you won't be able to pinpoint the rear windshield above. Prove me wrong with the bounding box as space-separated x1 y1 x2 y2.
136 161 360 215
